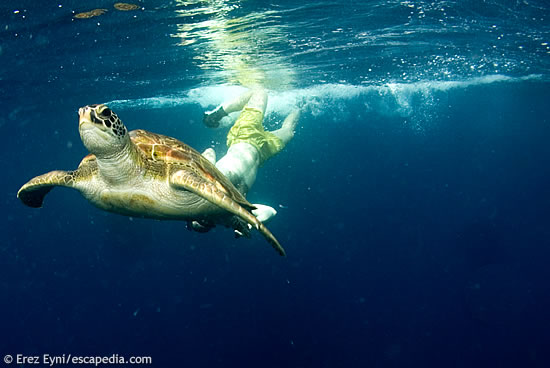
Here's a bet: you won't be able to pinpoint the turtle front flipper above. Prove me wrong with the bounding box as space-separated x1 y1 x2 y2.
170 169 286 256
18 170 76 208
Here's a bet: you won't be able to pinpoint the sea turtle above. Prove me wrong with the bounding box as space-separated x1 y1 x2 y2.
73 8 108 19
113 3 140 11
17 104 285 256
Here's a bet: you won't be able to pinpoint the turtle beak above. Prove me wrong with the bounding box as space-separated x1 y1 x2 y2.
78 106 92 127
79 105 105 129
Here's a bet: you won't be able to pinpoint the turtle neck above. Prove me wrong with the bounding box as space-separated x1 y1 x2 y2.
96 139 142 185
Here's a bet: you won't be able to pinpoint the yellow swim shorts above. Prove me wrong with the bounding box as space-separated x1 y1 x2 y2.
226 107 284 164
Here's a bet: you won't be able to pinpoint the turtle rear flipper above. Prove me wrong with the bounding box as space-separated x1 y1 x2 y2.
170 169 286 256
18 170 76 208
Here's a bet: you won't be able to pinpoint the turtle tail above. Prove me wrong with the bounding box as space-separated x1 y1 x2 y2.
18 170 76 208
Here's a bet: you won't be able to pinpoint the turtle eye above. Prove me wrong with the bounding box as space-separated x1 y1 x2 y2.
100 108 112 117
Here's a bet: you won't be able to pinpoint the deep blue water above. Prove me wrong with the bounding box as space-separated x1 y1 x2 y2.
2 1 550 367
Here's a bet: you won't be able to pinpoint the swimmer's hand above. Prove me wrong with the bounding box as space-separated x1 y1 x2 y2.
203 106 228 128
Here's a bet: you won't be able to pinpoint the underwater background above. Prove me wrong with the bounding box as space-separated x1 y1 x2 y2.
2 0 550 367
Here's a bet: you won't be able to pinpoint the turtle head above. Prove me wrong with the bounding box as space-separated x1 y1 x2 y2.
78 104 129 157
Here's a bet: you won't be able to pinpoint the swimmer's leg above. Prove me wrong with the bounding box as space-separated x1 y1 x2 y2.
224 89 267 114
213 89 268 193
216 142 260 196
271 109 300 146
201 148 216 164
218 109 300 193
204 89 267 127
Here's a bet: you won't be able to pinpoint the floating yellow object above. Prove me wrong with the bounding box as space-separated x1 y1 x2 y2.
114 3 140 11
73 8 108 19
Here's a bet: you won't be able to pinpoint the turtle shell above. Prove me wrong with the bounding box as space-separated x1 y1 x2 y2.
129 129 254 210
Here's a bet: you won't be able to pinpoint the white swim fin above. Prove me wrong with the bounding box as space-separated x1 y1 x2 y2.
251 204 277 223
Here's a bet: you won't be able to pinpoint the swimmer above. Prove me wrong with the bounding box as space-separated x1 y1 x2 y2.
190 89 300 234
